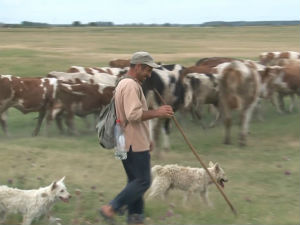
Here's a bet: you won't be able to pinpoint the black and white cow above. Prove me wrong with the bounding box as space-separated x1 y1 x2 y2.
182 72 221 128
142 64 185 157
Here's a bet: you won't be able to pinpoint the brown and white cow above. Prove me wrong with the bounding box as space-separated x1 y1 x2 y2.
50 82 114 134
67 66 128 76
259 51 300 66
108 59 130 68
48 71 118 86
195 57 239 67
218 60 285 146
0 75 58 136
218 61 262 146
180 57 239 87
271 60 300 113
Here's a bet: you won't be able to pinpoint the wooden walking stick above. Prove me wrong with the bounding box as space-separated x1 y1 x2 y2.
153 89 237 216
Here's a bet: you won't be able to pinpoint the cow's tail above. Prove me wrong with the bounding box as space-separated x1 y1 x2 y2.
221 61 243 109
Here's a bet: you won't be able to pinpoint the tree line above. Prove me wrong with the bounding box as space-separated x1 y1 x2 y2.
0 20 299 28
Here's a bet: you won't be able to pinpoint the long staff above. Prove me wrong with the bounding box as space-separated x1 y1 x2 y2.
154 89 237 216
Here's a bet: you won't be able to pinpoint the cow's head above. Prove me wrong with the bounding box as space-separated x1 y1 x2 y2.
259 65 283 98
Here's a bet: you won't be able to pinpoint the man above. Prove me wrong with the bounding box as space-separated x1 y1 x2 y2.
100 51 174 225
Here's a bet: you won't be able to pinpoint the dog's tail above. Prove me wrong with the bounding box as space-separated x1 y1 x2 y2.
151 165 163 178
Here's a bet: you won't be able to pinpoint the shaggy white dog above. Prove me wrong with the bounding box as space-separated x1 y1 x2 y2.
0 177 71 225
147 162 228 206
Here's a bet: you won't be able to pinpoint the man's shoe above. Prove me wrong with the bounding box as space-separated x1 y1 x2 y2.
100 205 115 224
128 223 144 225
127 214 145 225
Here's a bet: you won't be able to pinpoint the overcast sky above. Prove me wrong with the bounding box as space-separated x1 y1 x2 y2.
0 0 299 24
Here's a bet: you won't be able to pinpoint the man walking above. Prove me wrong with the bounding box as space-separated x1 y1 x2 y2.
100 51 174 225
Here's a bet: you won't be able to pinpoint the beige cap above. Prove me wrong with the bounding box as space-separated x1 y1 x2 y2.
130 51 159 68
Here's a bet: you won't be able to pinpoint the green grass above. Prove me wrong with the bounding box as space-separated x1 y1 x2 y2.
0 26 299 225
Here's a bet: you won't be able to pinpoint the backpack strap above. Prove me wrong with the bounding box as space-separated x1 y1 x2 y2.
115 75 143 127
115 75 143 100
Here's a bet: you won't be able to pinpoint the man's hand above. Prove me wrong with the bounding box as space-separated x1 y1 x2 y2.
149 141 154 152
142 105 174 121
156 105 174 118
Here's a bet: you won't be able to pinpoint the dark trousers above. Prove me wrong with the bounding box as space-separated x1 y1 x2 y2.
111 147 151 216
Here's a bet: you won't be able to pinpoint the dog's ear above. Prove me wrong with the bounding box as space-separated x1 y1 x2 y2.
58 176 65 183
51 181 57 191
214 163 220 173
208 161 214 167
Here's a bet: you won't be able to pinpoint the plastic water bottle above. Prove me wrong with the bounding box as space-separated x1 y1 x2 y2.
114 119 127 160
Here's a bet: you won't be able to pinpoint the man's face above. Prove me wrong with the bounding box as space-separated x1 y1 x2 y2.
135 64 153 82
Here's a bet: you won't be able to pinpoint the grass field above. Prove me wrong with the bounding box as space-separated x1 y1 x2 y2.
0 26 299 225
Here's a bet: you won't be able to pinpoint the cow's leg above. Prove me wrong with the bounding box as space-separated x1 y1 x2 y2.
48 104 65 134
239 102 257 146
92 113 98 131
252 99 264 122
161 119 171 151
222 108 232 145
32 110 46 136
81 116 93 131
208 104 221 127
191 104 202 120
271 92 283 114
219 99 231 144
278 92 286 112
288 94 296 113
191 103 207 129
152 118 162 158
54 113 64 134
65 111 78 135
161 126 170 151
0 112 8 136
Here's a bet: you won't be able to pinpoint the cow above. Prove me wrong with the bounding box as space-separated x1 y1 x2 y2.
67 66 128 76
0 75 58 136
180 57 239 88
271 60 300 113
259 51 300 66
143 64 185 111
218 60 282 146
142 64 185 157
180 65 215 78
108 59 130 68
195 57 239 67
47 71 117 86
182 72 221 128
49 82 114 134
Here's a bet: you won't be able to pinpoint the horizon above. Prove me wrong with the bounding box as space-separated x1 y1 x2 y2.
1 19 299 26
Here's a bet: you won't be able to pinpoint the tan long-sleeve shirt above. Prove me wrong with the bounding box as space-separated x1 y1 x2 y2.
114 78 150 152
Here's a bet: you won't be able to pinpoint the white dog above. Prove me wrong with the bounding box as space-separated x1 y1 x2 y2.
147 162 228 207
0 177 71 225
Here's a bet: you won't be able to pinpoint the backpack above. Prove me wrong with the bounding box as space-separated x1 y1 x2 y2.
96 96 117 149
96 76 137 149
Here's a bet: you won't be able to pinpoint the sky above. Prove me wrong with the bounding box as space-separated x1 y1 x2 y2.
0 0 299 25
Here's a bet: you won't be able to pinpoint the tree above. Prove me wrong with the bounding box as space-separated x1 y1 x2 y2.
72 21 81 26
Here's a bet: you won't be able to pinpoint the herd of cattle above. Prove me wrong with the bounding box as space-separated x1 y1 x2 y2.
0 51 299 152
